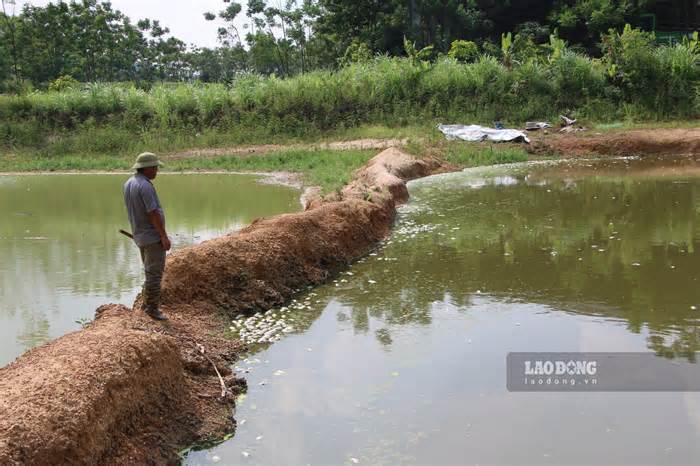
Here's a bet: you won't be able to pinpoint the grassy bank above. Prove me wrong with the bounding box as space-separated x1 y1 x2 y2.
0 140 536 193
0 149 377 194
1 28 698 158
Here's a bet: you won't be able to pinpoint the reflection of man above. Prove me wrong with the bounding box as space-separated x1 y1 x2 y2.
123 152 171 321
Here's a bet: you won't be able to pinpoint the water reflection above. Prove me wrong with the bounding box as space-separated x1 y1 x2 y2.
0 174 300 365
312 161 689 359
187 157 700 466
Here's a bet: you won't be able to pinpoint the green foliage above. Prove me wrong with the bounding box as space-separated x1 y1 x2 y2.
601 24 700 116
403 37 434 67
1 26 697 157
48 75 80 92
447 40 478 63
340 40 373 66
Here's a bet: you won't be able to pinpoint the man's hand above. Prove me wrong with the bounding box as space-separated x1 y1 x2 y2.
147 210 170 251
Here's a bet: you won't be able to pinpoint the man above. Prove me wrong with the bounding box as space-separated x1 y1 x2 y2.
123 152 171 321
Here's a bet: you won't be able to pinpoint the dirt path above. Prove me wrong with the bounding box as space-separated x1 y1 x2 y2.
536 127 700 157
164 138 409 159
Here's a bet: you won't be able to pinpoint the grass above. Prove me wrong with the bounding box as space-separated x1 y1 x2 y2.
1 41 697 158
0 148 377 194
442 143 530 166
169 149 375 194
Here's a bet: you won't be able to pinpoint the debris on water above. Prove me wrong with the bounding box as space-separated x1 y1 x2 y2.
368 279 377 284
259 380 268 386
211 455 221 463
239 419 246 425
350 458 359 464
256 435 263 441
632 262 641 267
515 322 521 326
692 306 697 311
274 370 286 376
241 451 250 458
307 347 313 352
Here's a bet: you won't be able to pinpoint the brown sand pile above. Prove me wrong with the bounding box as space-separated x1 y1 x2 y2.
0 148 435 465
0 302 247 465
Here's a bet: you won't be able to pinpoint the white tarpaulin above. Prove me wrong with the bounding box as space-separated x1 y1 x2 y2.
437 124 531 144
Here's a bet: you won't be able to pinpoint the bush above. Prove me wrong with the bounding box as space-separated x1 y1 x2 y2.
48 75 81 92
448 40 479 63
0 29 697 154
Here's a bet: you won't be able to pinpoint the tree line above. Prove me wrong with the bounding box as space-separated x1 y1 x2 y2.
0 0 689 91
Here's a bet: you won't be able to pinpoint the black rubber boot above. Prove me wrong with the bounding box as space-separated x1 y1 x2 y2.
145 307 168 321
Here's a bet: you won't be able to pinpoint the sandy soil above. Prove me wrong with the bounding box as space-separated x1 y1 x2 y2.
536 127 700 157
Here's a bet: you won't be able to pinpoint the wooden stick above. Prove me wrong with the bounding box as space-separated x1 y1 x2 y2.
197 343 230 398
119 229 134 239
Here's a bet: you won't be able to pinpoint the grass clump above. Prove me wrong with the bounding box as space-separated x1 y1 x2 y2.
442 143 530 167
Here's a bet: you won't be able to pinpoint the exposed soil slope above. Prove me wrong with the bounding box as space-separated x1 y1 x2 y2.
539 128 700 157
0 148 436 465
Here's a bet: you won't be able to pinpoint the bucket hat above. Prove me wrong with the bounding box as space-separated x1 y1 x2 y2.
132 152 163 170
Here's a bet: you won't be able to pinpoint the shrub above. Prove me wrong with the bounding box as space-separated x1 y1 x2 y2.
448 40 479 63
48 75 81 92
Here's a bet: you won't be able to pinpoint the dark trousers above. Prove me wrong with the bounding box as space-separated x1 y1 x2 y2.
139 242 166 311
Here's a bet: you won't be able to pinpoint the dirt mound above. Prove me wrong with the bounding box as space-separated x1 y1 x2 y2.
0 147 437 465
539 128 700 157
342 147 440 203
161 199 394 312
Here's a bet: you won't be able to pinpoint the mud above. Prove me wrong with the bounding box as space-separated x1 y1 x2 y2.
0 148 434 465
537 127 700 157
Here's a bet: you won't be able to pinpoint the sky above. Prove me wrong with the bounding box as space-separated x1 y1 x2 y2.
12 0 247 48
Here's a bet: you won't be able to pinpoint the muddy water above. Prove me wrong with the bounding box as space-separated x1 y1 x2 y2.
0 174 300 366
187 157 700 466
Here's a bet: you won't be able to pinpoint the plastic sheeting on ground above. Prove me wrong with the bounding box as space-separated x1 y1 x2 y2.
437 124 531 144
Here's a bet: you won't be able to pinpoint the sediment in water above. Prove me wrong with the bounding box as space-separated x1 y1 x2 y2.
0 148 438 465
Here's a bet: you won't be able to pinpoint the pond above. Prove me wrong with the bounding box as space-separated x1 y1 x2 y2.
0 173 301 366
186 156 700 466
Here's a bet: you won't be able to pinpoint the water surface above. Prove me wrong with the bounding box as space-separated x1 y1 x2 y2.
0 173 300 366
187 156 700 466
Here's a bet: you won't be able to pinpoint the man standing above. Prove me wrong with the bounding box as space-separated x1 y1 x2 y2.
123 152 171 321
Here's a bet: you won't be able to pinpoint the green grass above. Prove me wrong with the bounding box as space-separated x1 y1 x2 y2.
1 47 697 158
169 149 375 194
0 149 376 194
442 143 530 166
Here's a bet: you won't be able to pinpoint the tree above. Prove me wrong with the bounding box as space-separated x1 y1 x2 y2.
1 0 20 85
